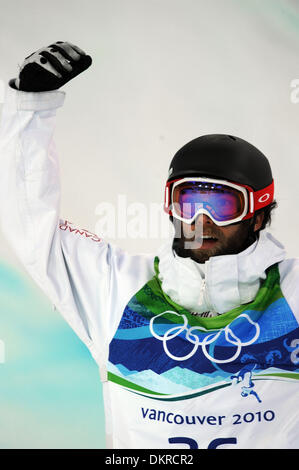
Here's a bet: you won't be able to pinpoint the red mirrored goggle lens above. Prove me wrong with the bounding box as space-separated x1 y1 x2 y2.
172 181 246 222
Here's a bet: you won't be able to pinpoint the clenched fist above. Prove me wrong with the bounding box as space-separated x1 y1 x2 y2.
11 41 92 92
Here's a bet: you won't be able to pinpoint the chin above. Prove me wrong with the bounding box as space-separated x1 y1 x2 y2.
173 242 220 263
188 249 218 264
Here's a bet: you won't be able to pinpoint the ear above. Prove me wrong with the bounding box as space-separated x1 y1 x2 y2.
253 212 264 232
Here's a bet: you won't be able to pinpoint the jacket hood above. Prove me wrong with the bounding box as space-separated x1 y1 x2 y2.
157 230 286 315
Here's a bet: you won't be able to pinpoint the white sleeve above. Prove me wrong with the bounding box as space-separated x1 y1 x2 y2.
0 83 112 364
279 258 299 323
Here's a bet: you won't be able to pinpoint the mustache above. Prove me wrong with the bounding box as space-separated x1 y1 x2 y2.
182 227 223 241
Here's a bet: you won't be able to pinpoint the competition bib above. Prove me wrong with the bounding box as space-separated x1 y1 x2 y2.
107 261 299 448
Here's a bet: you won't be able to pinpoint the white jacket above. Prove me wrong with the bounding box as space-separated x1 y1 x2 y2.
0 84 299 449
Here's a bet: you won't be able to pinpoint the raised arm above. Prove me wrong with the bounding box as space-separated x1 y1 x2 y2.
0 42 111 365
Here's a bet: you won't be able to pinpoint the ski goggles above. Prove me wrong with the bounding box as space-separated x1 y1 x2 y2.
164 177 274 226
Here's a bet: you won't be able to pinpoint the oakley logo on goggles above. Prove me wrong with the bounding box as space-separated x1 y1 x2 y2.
164 177 274 226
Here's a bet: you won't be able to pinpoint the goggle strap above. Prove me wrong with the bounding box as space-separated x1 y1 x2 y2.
253 181 274 211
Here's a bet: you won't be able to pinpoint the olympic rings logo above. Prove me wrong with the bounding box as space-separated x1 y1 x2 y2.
149 311 260 363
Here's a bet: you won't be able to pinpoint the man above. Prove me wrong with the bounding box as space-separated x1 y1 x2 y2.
0 41 298 449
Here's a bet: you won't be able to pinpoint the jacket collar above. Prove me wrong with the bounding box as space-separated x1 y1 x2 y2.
157 230 286 314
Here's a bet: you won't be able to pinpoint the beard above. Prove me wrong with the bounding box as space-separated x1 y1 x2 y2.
172 218 257 264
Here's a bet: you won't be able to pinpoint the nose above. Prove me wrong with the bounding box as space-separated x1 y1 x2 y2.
192 213 215 227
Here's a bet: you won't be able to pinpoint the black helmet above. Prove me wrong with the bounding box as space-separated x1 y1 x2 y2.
165 134 274 223
167 134 273 191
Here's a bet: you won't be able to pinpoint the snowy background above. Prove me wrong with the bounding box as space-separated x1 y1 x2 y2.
0 0 299 448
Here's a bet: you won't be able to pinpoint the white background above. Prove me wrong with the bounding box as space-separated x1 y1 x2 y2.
1 0 299 265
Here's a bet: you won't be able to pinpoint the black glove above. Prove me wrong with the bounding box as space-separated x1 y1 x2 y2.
11 41 92 92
